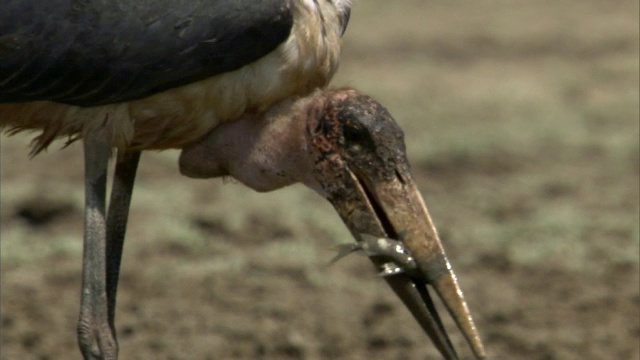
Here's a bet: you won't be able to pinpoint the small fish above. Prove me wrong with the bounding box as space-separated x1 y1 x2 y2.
329 233 419 277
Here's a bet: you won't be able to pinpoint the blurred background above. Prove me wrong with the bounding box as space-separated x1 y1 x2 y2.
2 0 638 359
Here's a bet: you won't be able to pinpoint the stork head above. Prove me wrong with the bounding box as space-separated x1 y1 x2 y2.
179 88 486 359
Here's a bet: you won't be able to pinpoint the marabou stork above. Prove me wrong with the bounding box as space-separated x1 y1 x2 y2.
0 1 486 359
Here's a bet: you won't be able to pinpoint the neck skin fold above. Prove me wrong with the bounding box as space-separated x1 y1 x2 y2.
179 92 326 194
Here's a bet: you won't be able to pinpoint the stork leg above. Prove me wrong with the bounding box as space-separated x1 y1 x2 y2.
77 132 116 359
77 129 140 359
105 151 140 334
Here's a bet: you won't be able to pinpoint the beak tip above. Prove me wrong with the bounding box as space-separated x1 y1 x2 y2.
430 271 486 360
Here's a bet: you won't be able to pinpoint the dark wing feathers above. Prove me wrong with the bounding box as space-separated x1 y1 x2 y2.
0 0 293 106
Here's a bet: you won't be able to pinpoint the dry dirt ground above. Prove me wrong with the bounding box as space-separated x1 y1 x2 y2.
1 1 639 359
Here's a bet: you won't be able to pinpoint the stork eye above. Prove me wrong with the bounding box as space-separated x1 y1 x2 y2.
342 124 367 144
342 122 377 155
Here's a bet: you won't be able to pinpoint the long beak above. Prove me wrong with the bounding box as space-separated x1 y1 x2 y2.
328 165 486 359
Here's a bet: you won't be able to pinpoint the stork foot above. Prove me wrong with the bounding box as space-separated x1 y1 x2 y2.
77 316 118 360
